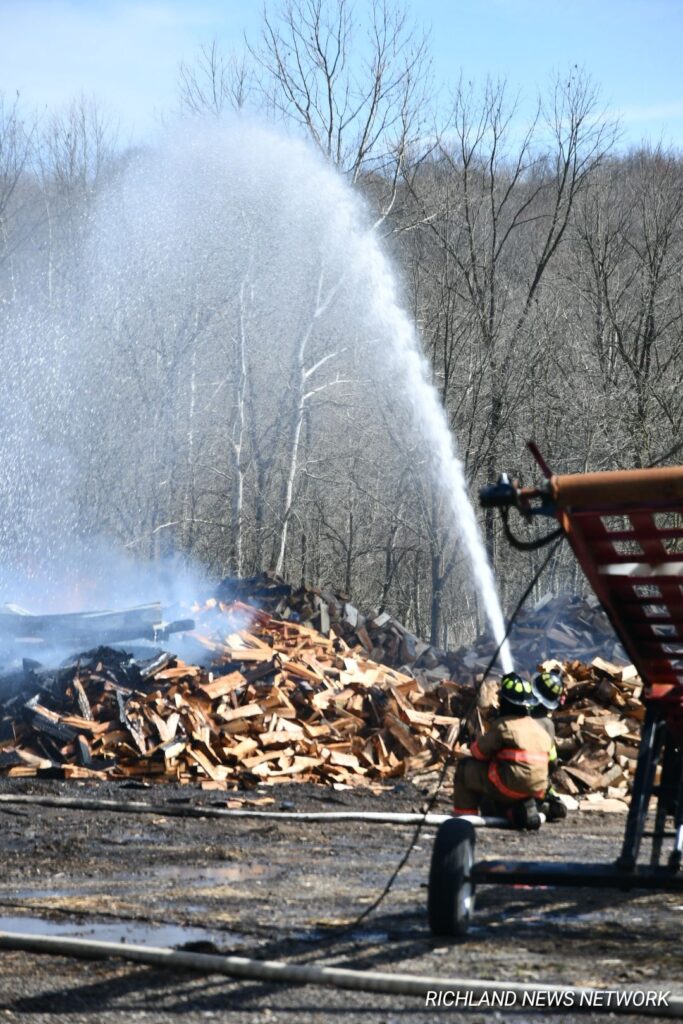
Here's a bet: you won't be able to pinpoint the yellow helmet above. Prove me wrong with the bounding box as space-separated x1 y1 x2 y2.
500 672 538 707
532 670 564 710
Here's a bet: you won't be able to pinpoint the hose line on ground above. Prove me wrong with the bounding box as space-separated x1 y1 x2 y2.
0 931 678 1017
0 795 508 828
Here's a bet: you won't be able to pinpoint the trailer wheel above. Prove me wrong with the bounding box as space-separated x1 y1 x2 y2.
428 818 476 937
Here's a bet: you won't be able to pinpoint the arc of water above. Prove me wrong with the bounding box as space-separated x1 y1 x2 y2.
349 219 513 673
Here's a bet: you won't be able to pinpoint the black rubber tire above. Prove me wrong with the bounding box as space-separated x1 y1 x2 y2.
427 818 476 937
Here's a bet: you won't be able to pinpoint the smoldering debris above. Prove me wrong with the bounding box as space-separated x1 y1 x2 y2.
0 603 195 692
0 596 644 809
0 603 193 651
217 574 627 681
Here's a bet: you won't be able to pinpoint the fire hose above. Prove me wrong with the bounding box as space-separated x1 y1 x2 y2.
0 930 679 1015
0 793 511 827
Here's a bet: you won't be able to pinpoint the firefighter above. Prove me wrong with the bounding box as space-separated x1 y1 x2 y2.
452 672 553 830
531 669 568 821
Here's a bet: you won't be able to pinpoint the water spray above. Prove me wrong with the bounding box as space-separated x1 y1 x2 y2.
330 180 513 671
0 120 511 669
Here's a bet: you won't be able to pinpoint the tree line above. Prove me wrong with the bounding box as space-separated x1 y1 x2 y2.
0 0 681 649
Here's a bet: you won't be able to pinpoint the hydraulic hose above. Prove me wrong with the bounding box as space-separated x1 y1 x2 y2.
0 930 679 1016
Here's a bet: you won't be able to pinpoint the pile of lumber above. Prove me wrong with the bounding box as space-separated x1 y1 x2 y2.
0 602 469 789
0 600 646 805
215 575 627 684
215 573 452 685
538 656 644 811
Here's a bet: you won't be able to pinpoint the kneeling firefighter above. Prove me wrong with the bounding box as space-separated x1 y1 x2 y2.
452 673 553 830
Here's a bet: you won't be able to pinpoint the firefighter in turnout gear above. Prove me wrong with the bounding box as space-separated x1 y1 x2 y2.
531 669 568 821
452 672 553 830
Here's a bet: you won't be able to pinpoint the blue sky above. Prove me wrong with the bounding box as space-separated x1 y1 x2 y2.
1 0 682 148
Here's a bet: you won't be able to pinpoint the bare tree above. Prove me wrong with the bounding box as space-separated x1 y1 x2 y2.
274 265 349 576
39 95 118 203
250 0 429 213
179 41 254 115
403 72 617 566
570 147 683 467
0 93 35 270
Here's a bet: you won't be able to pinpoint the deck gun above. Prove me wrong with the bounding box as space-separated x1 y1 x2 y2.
427 450 683 937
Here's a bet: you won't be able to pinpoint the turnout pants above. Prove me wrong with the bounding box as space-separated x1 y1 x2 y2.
452 757 520 814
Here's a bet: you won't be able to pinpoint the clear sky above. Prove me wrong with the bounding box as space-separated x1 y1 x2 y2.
1 0 682 149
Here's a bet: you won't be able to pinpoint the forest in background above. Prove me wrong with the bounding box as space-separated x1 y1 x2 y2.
1 0 681 648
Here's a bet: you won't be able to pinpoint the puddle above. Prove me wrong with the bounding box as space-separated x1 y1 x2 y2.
11 863 270 903
0 914 244 949
13 888 75 901
290 928 326 943
103 834 160 846
523 910 619 927
145 863 270 886
350 929 389 943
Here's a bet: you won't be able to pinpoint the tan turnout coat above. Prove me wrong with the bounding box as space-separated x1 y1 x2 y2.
470 714 553 800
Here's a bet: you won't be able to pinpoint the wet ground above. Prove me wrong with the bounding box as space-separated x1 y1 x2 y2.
0 776 681 1022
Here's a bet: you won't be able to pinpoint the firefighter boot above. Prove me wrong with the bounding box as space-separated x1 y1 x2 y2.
507 798 542 831
545 793 567 821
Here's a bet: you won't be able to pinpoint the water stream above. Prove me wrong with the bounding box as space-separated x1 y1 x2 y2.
348 209 513 671
0 120 511 667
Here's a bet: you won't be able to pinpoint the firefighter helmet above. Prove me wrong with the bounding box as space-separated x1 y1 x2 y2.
499 672 537 707
532 670 564 710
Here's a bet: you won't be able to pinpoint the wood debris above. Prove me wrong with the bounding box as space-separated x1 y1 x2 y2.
452 593 628 677
0 603 472 789
0 596 645 807
536 656 645 809
215 574 628 685
0 603 194 654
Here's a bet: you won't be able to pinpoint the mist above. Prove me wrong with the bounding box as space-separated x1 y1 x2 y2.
0 118 500 660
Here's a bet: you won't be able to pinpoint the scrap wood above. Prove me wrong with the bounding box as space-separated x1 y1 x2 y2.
213 573 629 686
0 601 477 789
0 596 647 803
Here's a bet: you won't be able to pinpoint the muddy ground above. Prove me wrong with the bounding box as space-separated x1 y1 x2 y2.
0 776 680 1023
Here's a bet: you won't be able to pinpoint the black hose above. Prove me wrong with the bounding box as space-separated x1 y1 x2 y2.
501 507 565 551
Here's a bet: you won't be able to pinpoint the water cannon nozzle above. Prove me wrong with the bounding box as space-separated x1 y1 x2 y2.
479 473 519 509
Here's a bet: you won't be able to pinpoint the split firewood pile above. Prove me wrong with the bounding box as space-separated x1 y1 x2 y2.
216 573 457 687
0 601 466 788
216 575 627 683
524 656 644 812
0 598 645 806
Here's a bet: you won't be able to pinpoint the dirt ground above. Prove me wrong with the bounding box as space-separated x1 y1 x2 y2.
0 776 681 1023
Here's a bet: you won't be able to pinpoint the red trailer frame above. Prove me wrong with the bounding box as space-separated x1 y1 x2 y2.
428 462 683 937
